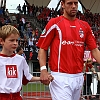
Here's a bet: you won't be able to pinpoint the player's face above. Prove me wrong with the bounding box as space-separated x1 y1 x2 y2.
61 0 78 19
1 33 19 55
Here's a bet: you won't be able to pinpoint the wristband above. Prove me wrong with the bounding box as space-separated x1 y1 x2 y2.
40 66 47 71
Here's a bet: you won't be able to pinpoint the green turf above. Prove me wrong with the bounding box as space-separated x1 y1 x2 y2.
22 82 49 92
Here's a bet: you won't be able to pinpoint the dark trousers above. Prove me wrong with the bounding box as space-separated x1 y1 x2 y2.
96 80 100 98
83 74 92 95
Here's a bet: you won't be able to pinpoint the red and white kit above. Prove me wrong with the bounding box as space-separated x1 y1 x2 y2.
37 15 97 100
0 53 33 100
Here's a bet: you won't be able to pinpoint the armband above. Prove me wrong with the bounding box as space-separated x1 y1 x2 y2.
40 66 47 71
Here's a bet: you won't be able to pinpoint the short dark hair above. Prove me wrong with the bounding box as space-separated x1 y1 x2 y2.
61 0 79 2
16 46 22 53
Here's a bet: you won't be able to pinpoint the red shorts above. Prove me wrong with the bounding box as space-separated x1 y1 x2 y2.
0 92 22 100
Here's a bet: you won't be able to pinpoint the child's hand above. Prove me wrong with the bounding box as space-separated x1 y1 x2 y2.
40 71 54 85
43 74 54 85
48 74 54 82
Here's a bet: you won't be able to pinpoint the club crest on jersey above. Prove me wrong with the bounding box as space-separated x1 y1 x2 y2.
6 65 18 78
79 28 84 38
42 29 46 35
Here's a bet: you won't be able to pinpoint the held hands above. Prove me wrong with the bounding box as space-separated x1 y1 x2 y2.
40 69 54 85
48 74 54 83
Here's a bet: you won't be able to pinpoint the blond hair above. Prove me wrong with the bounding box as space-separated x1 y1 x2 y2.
0 25 20 41
86 58 92 63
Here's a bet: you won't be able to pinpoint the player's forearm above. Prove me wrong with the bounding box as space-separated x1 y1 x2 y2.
30 76 40 82
38 48 47 67
92 48 100 64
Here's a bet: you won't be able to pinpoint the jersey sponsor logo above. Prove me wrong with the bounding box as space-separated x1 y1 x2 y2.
62 40 84 47
41 29 46 35
62 40 74 45
6 65 18 78
79 28 84 38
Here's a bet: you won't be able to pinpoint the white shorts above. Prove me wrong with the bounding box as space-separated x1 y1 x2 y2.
49 72 84 100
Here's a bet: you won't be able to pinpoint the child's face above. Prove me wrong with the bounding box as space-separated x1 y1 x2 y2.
1 33 19 55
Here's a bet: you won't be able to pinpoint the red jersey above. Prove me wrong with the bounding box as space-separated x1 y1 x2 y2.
37 16 97 74
85 64 93 72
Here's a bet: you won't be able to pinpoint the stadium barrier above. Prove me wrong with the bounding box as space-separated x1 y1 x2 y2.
81 72 100 100
21 72 51 100
21 60 51 99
